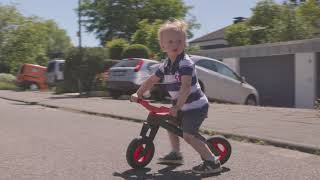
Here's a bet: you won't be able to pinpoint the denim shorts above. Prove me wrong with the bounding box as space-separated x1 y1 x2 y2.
173 104 209 135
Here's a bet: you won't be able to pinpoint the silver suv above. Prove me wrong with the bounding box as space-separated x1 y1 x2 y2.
107 58 158 99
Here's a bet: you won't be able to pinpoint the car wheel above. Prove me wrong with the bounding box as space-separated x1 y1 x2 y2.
110 91 122 99
29 83 39 91
245 95 257 106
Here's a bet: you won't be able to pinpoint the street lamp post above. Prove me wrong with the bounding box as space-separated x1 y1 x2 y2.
77 0 83 94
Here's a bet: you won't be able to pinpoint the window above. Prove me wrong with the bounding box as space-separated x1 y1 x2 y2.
195 59 217 72
113 59 141 68
47 62 55 72
214 62 240 81
59 63 65 71
147 62 157 70
31 68 39 73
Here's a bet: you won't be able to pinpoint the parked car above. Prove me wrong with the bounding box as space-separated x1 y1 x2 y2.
16 64 48 90
45 59 65 86
150 55 259 105
107 58 158 99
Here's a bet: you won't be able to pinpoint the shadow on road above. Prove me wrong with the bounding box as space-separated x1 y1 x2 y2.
113 165 230 179
48 94 85 99
11 102 38 106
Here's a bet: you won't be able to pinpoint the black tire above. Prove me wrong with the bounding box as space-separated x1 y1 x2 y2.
206 135 232 165
29 83 39 91
110 91 121 99
245 95 257 106
126 138 155 169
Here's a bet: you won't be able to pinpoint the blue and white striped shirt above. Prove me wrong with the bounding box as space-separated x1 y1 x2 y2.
155 53 209 112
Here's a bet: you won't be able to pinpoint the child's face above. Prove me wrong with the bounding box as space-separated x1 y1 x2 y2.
160 29 186 58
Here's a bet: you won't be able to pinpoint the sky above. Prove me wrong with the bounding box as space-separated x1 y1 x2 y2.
0 0 284 47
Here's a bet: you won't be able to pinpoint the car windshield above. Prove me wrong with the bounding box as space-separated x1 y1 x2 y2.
215 62 241 81
113 59 141 68
59 63 64 71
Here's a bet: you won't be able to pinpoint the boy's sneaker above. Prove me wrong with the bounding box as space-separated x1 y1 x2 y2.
158 152 184 165
192 160 222 174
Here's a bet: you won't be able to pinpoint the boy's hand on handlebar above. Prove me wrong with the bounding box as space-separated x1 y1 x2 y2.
130 93 141 102
169 106 179 117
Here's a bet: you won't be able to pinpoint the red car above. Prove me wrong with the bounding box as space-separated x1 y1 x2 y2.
16 64 48 90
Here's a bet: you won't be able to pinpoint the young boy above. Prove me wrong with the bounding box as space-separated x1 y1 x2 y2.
130 19 221 174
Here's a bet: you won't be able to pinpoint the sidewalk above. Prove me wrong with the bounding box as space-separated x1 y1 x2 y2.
0 90 319 154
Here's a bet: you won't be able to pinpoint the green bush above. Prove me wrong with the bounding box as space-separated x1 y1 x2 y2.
122 44 151 59
0 73 17 90
60 47 119 94
106 38 129 60
0 73 16 83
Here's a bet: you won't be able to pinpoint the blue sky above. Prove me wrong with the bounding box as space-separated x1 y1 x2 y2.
1 0 284 47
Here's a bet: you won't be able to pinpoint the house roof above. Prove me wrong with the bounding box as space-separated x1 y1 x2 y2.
189 27 228 43
193 37 320 59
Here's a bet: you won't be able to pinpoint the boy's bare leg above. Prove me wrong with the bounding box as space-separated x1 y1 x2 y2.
183 132 215 160
157 130 183 164
168 131 180 152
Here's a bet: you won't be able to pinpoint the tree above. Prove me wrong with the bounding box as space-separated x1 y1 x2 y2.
62 47 111 93
268 3 313 42
131 18 199 60
106 38 129 59
131 19 164 59
44 20 73 59
296 0 320 27
0 4 72 72
0 4 25 71
122 44 150 59
80 0 192 44
225 23 251 46
225 0 315 46
2 18 49 72
289 0 306 5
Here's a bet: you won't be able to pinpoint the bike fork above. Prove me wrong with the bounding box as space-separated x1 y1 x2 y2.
137 117 159 158
140 113 164 141
139 121 159 142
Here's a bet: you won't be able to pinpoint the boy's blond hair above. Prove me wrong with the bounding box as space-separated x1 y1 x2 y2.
158 19 188 43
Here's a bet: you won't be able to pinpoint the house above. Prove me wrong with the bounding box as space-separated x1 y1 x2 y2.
189 27 230 50
190 15 320 109
189 17 248 50
193 38 320 109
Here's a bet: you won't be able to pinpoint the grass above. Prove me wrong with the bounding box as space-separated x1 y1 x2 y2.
0 73 17 90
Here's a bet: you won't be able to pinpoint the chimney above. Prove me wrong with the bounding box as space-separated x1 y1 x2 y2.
233 17 247 24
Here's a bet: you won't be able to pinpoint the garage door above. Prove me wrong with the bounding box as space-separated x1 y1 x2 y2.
240 55 295 107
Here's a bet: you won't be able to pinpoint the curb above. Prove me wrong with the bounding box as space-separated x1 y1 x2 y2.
1 96 319 156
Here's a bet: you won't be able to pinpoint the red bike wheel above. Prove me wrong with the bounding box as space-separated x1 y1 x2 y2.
126 138 155 169
207 135 232 165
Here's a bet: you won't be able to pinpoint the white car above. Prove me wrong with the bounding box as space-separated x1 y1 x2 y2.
191 55 259 105
150 55 259 105
45 59 65 85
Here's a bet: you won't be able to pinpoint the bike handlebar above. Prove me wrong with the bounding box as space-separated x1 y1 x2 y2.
137 99 170 114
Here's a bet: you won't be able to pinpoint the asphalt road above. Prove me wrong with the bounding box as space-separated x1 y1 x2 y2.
1 98 320 180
